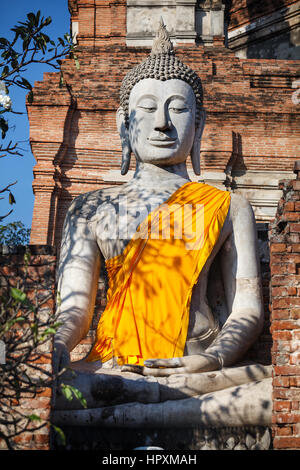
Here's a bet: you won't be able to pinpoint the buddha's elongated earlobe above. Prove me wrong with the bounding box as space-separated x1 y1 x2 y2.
121 144 131 175
191 108 206 176
116 107 132 175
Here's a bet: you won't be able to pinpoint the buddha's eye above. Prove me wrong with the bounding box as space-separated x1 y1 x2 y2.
169 103 188 113
169 100 189 114
139 106 156 113
137 100 157 113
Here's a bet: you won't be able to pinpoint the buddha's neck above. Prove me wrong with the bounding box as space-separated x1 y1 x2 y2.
133 161 190 188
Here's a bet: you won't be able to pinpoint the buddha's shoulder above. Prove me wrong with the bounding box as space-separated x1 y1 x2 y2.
67 185 125 221
201 184 253 217
228 192 255 221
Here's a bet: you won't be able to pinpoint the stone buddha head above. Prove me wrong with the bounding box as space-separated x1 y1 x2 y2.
117 19 206 176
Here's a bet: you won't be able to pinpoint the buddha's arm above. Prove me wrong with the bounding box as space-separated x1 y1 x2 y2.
204 194 264 367
54 206 101 372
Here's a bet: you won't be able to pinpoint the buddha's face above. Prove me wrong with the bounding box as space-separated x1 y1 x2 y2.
128 79 196 166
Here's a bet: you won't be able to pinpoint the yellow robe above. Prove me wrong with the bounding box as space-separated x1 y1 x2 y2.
87 182 231 366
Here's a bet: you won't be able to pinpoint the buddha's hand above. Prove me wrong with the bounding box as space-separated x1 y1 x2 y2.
122 353 222 377
53 341 70 376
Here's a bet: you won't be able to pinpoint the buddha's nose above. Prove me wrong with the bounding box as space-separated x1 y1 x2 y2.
154 105 171 131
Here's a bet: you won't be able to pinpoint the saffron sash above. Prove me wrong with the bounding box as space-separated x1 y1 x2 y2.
87 182 231 366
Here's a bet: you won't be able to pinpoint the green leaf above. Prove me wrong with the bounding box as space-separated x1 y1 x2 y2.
0 37 9 46
52 425 66 446
11 58 19 69
3 316 26 332
28 413 41 421
27 90 34 103
61 383 73 401
59 71 64 88
35 11 41 27
30 322 38 338
74 56 80 70
24 250 31 265
41 33 50 44
21 77 32 90
60 384 87 408
8 192 16 205
0 117 8 138
1 51 10 60
44 17 52 26
36 36 46 53
27 13 36 25
1 65 9 77
64 33 71 43
71 387 87 408
14 316 25 322
10 287 26 303
42 327 57 336
22 37 30 51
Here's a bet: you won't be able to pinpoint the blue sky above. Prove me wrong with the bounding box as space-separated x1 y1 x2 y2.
1 1 71 228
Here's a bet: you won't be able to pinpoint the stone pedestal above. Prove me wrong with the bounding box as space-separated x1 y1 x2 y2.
52 424 272 450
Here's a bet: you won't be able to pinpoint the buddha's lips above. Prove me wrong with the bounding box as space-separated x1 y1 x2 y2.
148 136 177 146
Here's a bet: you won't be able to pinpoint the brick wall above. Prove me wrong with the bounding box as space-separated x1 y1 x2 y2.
0 246 56 450
28 43 300 247
227 0 298 31
26 0 299 247
269 162 300 450
70 0 126 47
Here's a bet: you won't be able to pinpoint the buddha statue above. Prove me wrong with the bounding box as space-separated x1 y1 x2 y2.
52 20 272 431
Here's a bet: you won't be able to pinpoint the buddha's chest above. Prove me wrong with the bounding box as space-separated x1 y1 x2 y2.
92 189 179 259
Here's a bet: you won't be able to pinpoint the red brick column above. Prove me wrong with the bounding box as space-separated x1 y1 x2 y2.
270 161 300 450
0 245 56 450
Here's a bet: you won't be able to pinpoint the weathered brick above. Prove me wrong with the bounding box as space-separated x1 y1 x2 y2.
292 181 300 191
275 412 300 424
273 401 292 412
290 377 300 387
273 389 300 400
272 286 297 297
271 275 300 287
283 202 295 212
290 308 300 319
273 436 300 449
271 309 290 320
284 212 300 222
270 243 287 253
274 365 300 376
272 330 293 341
273 376 290 387
275 426 292 436
272 298 300 309
290 223 300 233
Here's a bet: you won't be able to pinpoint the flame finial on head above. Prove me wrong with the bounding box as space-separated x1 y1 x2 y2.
151 17 174 56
